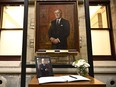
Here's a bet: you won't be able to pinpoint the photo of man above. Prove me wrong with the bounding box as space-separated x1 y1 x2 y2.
37 58 53 77
48 9 70 49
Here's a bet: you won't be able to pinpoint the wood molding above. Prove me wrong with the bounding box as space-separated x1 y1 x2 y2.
0 55 21 61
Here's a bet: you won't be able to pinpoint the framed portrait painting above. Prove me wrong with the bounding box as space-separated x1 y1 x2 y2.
35 1 79 52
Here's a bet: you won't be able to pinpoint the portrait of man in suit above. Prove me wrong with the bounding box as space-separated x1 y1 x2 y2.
38 58 53 77
48 9 70 49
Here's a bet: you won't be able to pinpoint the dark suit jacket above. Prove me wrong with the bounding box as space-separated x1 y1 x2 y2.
39 63 52 77
48 18 70 49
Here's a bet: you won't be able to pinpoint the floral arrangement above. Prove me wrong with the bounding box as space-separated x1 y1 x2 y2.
72 59 90 76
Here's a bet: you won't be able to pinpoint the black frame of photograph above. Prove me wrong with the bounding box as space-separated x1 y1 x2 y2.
35 1 79 52
35 56 54 78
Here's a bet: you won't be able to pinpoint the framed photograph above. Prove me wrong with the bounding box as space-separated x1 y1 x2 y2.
35 56 54 78
35 1 79 52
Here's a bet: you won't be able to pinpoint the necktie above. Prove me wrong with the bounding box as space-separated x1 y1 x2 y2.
56 19 60 25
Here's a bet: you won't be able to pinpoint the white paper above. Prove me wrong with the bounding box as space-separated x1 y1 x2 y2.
38 75 90 84
38 76 66 84
63 75 90 82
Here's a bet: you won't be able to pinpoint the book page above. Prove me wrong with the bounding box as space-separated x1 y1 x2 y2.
38 76 66 84
62 75 90 82
38 75 90 84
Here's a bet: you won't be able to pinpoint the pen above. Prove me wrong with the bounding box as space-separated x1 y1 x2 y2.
69 75 78 79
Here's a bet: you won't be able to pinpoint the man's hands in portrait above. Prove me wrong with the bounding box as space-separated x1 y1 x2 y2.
50 37 60 44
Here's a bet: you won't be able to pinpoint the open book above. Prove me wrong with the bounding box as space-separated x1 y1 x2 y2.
38 75 90 84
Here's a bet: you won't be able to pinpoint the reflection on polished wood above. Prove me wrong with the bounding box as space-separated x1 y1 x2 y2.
28 75 106 87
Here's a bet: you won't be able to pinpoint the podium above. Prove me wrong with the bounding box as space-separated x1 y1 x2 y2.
28 75 106 87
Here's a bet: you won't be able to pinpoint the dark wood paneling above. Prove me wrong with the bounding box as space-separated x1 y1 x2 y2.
0 0 24 3
93 56 115 60
36 0 76 1
0 55 21 61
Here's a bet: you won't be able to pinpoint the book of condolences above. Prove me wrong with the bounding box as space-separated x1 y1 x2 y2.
38 75 90 84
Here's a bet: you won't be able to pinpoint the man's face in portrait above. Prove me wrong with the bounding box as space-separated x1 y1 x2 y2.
54 9 62 19
41 58 46 64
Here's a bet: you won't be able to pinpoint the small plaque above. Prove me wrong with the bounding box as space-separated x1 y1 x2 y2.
60 50 68 52
46 50 55 52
